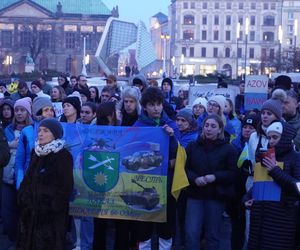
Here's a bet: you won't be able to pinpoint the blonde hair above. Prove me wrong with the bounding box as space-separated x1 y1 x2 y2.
201 114 225 140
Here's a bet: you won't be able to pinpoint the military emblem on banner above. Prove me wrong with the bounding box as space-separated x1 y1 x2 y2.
83 151 120 192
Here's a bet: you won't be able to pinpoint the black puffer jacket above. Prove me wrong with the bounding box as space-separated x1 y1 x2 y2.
17 148 74 250
185 137 238 201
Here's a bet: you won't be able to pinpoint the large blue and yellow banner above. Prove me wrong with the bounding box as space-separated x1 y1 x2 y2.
61 123 169 222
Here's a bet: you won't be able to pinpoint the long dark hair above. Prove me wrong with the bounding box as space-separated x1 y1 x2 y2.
89 86 100 103
96 102 117 126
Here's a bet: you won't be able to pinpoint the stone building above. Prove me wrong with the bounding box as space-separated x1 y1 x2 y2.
166 0 300 78
0 0 117 76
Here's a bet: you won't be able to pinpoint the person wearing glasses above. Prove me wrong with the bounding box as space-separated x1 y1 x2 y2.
74 75 89 92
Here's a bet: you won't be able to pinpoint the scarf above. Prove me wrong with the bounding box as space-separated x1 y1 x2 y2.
35 139 65 156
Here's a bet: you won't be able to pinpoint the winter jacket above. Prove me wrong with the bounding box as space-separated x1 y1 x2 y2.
0 126 10 169
227 116 241 141
15 123 37 189
178 130 198 148
17 148 74 250
285 109 300 150
248 141 300 250
185 137 238 201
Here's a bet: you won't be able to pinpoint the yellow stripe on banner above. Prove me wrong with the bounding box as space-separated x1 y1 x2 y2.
254 162 283 182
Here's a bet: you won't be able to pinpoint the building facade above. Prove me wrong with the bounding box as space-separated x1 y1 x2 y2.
0 0 116 76
167 0 300 79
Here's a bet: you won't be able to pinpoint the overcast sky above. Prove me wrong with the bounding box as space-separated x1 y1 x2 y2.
105 0 170 27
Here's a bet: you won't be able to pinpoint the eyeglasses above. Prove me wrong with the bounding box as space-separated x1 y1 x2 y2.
207 101 220 108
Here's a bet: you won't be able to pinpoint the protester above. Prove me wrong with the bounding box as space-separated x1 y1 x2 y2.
74 75 89 91
2 97 33 244
235 81 245 118
246 121 300 250
224 98 241 139
17 118 74 250
89 86 100 103
100 86 115 103
133 87 179 249
10 81 36 101
185 114 238 250
78 88 91 104
161 77 183 111
37 75 52 95
192 97 207 119
132 74 148 93
31 80 50 98
50 86 66 103
60 96 81 123
77 102 97 125
57 74 73 95
70 75 77 88
105 74 121 96
0 99 15 128
96 101 117 126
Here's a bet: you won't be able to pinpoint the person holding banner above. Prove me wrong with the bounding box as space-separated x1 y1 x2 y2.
184 114 238 250
245 121 300 250
134 87 179 250
17 118 74 250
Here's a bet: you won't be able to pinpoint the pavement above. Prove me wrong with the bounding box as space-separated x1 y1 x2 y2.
0 216 232 250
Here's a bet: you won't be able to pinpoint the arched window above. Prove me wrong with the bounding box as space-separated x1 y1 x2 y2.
263 32 275 41
184 15 195 25
183 30 194 40
263 15 275 26
225 48 230 58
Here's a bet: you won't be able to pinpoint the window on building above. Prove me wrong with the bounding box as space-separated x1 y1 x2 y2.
251 3 256 10
183 2 188 9
249 48 254 58
225 48 230 57
226 31 231 41
20 31 32 47
191 2 195 9
39 31 50 49
239 31 243 40
201 47 206 57
263 3 268 10
190 47 195 57
250 16 255 26
238 16 243 25
202 15 207 25
65 32 76 49
66 57 73 72
250 31 255 41
226 2 231 9
239 3 244 9
183 30 194 40
270 3 276 10
82 34 92 50
270 49 275 59
213 30 219 40
1 30 12 48
202 30 207 40
261 48 267 59
203 2 207 9
213 47 218 57
238 48 242 58
215 2 219 9
263 16 275 26
263 32 275 41
182 47 187 57
288 12 294 20
214 15 219 25
288 25 294 34
226 16 231 25
184 15 195 25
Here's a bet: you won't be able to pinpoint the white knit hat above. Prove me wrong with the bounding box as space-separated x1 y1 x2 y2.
208 95 226 112
192 97 208 109
267 122 283 135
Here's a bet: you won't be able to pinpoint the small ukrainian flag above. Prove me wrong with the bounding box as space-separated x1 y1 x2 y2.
237 143 249 168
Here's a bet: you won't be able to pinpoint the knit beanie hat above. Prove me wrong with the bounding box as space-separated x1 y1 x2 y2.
208 95 226 112
242 114 259 129
267 122 283 135
39 118 63 139
62 96 81 114
120 86 142 115
32 97 53 116
78 88 91 100
161 77 173 90
192 97 208 109
261 99 283 119
31 80 42 90
274 75 292 90
14 97 32 115
176 108 195 125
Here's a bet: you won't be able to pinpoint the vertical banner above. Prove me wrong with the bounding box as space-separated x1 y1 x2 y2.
245 75 268 110
52 102 63 117
62 123 169 222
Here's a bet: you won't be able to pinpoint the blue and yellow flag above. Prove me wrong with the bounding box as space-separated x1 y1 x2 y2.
171 143 189 200
237 143 249 168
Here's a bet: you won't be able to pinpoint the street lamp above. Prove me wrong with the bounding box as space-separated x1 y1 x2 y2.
294 19 298 71
236 22 240 78
160 33 170 77
278 25 283 72
244 17 249 76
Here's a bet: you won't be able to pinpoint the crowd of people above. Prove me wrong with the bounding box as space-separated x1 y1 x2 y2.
0 73 299 250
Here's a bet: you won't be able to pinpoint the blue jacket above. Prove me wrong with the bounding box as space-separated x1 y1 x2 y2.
179 130 198 148
15 122 37 189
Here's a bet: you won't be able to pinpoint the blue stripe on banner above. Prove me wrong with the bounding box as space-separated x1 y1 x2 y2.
245 93 268 110
253 181 281 201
